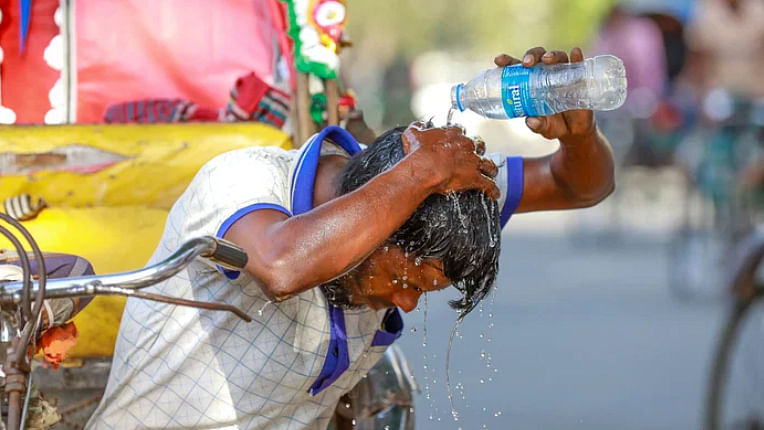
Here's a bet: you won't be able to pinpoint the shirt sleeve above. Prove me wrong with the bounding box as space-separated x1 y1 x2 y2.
176 148 292 278
486 153 524 229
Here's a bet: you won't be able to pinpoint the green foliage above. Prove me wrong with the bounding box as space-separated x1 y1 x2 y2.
346 0 613 61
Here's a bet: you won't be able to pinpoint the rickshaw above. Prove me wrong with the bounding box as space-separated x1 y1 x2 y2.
0 1 415 428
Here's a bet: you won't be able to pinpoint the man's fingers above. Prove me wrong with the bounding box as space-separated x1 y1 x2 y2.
570 47 584 63
526 116 547 133
494 54 521 67
473 137 486 155
522 47 547 67
445 124 467 137
478 176 501 200
527 116 573 139
541 50 569 65
479 158 498 178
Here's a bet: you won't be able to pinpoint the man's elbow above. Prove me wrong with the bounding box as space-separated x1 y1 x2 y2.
249 256 300 302
568 176 615 209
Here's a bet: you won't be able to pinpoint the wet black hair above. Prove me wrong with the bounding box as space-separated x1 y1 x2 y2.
336 125 501 317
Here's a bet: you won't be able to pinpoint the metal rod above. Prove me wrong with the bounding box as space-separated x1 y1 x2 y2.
92 285 252 322
0 213 47 326
0 225 33 321
295 72 314 147
325 79 339 126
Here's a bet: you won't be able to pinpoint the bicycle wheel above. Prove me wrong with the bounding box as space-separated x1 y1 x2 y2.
668 228 729 301
706 293 764 430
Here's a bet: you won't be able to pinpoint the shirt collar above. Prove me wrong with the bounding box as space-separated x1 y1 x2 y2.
289 125 362 215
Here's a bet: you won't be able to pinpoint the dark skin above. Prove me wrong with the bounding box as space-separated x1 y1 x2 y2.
225 46 615 310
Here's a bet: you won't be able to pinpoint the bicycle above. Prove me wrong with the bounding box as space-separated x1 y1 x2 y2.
668 93 764 301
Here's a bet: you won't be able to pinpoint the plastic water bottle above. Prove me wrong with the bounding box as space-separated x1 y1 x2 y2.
450 55 627 119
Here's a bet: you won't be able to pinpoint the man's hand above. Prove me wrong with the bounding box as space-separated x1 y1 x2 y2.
492 46 615 212
494 47 596 141
402 121 500 199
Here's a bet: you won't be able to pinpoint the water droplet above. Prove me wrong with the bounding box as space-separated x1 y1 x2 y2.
414 257 422 266
480 379 485 384
351 419 357 426
384 426 390 430
409 407 414 413
345 403 350 408
257 300 272 316
428 415 434 421
383 246 389 252
432 279 438 286
479 332 485 338
480 351 486 358
392 279 398 284
402 283 408 289
411 327 417 333
402 275 408 281
494 411 502 417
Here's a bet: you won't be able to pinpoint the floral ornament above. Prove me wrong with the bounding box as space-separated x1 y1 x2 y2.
282 0 347 80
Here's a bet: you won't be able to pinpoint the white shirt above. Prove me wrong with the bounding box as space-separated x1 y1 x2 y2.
87 126 522 430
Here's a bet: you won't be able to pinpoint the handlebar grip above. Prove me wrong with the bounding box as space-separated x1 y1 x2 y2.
209 238 248 270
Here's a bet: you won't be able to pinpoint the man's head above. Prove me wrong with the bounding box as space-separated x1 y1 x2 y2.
328 124 501 317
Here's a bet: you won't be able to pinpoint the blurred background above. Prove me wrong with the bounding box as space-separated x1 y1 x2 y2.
343 0 764 429
0 0 763 429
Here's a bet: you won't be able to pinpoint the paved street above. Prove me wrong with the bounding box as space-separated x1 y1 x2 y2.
398 224 730 430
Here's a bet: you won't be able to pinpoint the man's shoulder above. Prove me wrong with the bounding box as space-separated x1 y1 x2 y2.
206 145 297 171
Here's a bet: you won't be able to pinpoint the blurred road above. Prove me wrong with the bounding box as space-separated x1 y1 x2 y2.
399 226 728 430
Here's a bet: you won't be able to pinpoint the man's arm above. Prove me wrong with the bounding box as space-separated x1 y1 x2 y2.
225 124 499 301
494 47 616 213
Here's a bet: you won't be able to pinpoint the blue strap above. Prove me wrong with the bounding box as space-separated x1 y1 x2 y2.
500 156 524 228
291 125 362 215
19 0 32 54
291 126 365 395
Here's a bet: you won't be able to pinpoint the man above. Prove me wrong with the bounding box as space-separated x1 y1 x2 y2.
685 0 764 98
87 47 614 429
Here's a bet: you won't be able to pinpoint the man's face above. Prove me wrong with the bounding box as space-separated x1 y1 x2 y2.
351 245 450 313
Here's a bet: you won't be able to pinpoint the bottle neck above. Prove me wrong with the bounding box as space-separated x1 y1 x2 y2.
450 84 465 112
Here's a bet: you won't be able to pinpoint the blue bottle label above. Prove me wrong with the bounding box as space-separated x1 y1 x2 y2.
501 65 540 118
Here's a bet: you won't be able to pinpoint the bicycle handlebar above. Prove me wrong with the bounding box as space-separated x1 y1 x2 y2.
0 236 251 321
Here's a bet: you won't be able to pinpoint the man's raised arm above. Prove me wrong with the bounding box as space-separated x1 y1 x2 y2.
494 47 616 213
